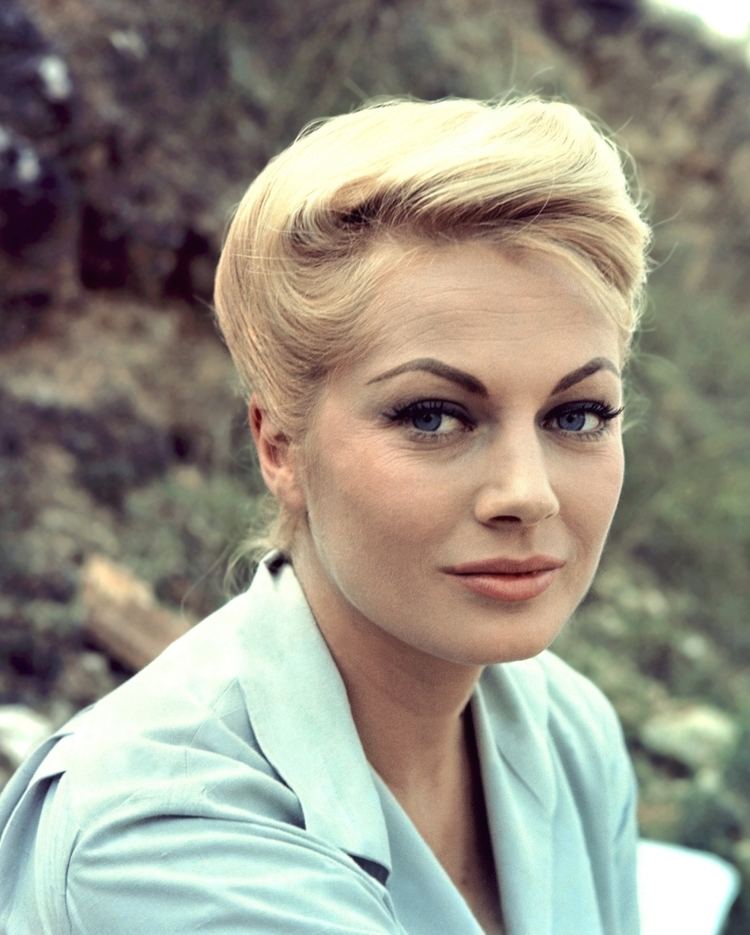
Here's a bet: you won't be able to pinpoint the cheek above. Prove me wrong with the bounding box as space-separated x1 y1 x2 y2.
306 440 456 548
561 445 624 545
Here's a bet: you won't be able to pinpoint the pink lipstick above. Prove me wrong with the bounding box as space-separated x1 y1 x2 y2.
443 555 565 603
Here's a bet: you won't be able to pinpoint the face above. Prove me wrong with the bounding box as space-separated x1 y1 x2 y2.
280 243 625 667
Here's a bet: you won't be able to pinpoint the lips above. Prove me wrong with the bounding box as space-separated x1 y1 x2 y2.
443 555 565 602
445 555 565 575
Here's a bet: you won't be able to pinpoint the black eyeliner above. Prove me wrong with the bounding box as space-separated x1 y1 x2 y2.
547 400 623 421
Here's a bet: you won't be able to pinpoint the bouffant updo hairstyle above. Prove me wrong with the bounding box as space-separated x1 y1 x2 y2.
213 96 651 556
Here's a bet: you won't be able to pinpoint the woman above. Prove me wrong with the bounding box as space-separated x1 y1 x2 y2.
0 97 650 934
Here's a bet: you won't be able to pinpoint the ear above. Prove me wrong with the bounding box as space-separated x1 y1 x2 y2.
248 395 306 512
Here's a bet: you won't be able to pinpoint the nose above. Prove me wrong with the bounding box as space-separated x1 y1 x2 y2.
472 429 559 527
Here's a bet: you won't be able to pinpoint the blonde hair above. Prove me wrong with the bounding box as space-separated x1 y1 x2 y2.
213 96 651 556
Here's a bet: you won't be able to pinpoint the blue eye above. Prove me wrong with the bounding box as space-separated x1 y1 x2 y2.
386 399 473 439
546 401 623 437
412 410 444 432
556 410 588 431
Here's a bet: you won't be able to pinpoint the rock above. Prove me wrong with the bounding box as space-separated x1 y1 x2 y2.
0 0 80 324
55 650 117 708
80 554 194 671
640 704 740 773
0 705 53 768
0 126 62 252
0 0 76 138
16 0 263 303
0 122 78 340
538 0 643 44
0 387 174 509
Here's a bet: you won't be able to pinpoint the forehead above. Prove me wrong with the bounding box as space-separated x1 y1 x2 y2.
359 242 622 376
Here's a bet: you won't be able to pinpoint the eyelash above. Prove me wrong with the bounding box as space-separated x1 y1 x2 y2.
384 400 472 442
384 398 623 443
542 400 624 441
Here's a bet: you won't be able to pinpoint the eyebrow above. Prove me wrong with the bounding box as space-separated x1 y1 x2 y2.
366 358 489 396
549 357 620 395
366 355 620 397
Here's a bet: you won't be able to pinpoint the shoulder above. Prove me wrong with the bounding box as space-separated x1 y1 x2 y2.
0 583 399 933
57 588 301 828
0 583 303 871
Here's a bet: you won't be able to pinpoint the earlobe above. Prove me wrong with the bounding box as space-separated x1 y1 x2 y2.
248 396 305 511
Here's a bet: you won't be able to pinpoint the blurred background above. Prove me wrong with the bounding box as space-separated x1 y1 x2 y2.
0 0 748 928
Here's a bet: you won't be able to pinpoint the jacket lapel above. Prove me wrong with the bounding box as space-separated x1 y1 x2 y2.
236 554 392 878
473 662 556 935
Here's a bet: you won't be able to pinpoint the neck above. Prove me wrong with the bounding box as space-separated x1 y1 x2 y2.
342 647 477 793
292 546 483 795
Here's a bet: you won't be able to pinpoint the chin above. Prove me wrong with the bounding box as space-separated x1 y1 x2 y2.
442 591 580 667
470 636 562 667
431 619 569 668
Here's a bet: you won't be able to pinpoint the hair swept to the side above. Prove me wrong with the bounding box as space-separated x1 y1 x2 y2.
214 95 652 559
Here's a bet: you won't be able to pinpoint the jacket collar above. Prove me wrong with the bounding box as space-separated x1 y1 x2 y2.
472 680 555 935
236 551 392 880
476 656 557 816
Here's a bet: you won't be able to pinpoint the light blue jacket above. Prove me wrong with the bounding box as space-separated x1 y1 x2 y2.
0 552 640 934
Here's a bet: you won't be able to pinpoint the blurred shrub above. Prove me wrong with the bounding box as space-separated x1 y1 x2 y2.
614 251 750 660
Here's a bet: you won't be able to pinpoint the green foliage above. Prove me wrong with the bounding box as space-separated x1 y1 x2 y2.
614 253 750 659
122 466 264 619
